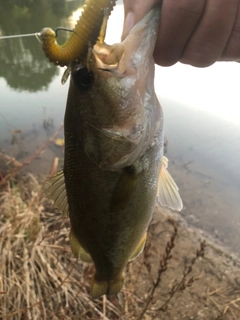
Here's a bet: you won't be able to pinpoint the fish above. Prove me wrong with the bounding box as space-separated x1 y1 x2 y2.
45 4 183 299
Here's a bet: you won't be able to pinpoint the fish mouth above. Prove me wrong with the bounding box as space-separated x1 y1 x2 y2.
97 68 112 72
93 7 161 75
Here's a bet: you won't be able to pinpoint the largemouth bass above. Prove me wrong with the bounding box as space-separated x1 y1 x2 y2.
46 5 182 299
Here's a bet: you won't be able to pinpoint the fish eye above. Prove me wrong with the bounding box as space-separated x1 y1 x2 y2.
72 66 94 91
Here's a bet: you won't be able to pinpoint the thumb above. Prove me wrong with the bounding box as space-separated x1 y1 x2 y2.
122 0 158 40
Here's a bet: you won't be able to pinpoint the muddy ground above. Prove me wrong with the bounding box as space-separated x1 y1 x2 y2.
131 206 240 320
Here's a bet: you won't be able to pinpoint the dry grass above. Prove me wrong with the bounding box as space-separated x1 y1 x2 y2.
0 169 239 319
0 174 117 319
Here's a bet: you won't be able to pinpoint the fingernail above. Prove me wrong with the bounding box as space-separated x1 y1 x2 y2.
121 12 135 40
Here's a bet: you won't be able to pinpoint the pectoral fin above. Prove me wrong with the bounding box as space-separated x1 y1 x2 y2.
129 232 147 261
110 166 139 211
44 170 69 216
70 229 92 263
157 156 183 211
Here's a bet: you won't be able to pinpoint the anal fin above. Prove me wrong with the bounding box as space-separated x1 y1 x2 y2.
70 229 92 263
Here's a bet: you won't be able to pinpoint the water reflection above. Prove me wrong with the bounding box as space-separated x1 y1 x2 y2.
0 0 84 91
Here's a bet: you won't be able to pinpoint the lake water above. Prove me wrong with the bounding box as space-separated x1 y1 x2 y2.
0 1 239 255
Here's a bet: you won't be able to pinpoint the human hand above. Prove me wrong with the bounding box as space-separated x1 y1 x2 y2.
122 0 240 67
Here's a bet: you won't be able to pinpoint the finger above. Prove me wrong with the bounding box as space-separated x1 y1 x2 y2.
221 1 240 61
181 0 238 67
154 0 206 66
122 0 157 40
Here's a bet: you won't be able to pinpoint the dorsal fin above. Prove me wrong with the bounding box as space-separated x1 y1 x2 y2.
44 170 69 216
157 156 183 211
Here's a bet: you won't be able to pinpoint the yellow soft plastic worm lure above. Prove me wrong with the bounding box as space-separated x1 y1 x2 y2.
39 0 116 67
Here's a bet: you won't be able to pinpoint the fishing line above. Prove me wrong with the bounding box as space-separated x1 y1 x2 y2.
0 27 75 41
0 29 74 44
0 33 40 40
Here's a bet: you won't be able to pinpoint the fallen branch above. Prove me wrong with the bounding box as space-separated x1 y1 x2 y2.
0 152 22 167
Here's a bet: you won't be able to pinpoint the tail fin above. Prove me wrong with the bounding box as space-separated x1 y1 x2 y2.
90 275 124 299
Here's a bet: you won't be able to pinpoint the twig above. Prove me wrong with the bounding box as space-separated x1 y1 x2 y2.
209 286 226 296
152 240 206 319
103 295 106 319
138 221 178 320
0 152 23 167
223 297 240 315
49 157 59 176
